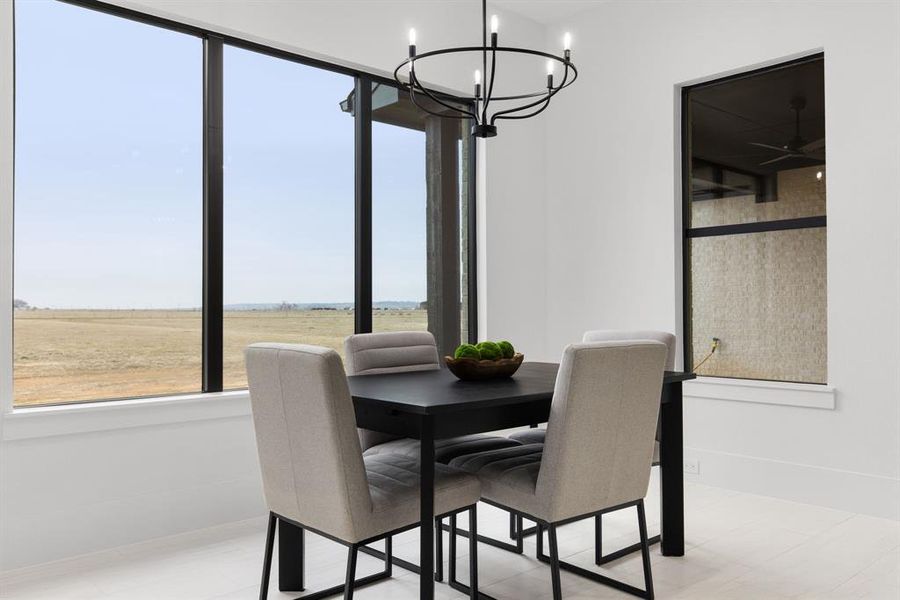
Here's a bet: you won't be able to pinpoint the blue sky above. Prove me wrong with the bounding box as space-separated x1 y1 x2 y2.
14 0 426 309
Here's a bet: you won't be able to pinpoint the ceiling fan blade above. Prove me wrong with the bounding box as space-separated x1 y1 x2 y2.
759 154 802 166
801 137 826 152
749 142 790 152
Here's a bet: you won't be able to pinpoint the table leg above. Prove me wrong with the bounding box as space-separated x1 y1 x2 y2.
659 381 685 556
419 416 435 600
278 518 305 591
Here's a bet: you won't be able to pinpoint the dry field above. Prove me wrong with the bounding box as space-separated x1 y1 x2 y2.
13 309 427 406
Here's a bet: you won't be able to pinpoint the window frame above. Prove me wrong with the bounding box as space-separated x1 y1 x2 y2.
681 53 827 385
10 0 477 407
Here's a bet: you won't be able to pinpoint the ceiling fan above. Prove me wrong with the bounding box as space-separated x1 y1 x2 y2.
749 96 825 166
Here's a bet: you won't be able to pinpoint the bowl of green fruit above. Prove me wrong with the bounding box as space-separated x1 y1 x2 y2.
445 340 524 381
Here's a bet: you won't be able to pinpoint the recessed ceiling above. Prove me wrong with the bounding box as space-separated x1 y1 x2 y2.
491 1 604 24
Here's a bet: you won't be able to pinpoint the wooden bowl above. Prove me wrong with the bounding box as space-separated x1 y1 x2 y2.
444 353 524 381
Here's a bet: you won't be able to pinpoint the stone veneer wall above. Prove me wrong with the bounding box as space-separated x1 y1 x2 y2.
690 165 827 383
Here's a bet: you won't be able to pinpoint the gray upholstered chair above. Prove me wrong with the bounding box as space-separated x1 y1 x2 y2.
345 331 524 577
508 329 675 562
345 331 523 464
449 341 668 600
246 343 481 600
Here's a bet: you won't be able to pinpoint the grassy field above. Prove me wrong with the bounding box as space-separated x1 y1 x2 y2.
13 308 427 406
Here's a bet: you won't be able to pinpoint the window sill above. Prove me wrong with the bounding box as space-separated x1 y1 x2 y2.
1 390 251 441
683 376 835 409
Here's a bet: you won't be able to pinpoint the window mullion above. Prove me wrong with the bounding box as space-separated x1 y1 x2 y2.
202 35 224 392
354 76 373 334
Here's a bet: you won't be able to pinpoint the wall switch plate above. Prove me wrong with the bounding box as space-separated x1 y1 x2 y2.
683 459 700 474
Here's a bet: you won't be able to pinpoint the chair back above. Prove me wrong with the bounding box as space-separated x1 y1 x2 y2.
344 331 440 375
582 330 676 371
344 331 440 450
245 343 371 542
536 341 667 521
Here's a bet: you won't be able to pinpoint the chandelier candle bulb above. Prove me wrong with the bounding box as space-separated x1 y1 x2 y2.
564 32 572 60
408 28 416 56
490 14 498 46
474 69 482 98
546 60 554 87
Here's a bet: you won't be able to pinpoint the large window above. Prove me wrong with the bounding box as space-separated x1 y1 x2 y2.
222 46 355 389
13 0 203 406
12 1 476 406
683 55 826 384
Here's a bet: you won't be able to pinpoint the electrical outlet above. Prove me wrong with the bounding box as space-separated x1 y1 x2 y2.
683 459 699 474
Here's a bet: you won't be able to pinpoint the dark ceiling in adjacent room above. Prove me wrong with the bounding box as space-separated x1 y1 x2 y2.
690 57 825 176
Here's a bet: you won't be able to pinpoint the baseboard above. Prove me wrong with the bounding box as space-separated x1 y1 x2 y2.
0 477 267 571
684 447 900 520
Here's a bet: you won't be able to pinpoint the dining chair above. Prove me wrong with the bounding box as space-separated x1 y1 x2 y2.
345 331 523 463
344 331 524 577
449 341 668 600
246 343 481 600
508 329 675 564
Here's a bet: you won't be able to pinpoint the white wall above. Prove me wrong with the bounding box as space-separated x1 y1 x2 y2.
544 0 900 518
0 0 549 570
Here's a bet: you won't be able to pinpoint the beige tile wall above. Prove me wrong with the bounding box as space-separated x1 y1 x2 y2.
689 166 827 383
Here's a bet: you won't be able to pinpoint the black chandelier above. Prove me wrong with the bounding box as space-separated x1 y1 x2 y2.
394 0 577 138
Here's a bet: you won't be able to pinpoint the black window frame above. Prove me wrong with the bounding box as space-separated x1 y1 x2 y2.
13 0 478 404
681 53 826 384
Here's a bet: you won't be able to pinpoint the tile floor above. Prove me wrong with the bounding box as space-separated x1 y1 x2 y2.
2 479 898 599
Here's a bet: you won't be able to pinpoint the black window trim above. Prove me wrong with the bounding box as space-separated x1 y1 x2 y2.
13 0 478 405
681 53 826 384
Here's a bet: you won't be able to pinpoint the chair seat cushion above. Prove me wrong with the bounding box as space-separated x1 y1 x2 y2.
363 434 523 464
448 444 546 518
508 428 547 445
363 453 481 539
508 429 661 465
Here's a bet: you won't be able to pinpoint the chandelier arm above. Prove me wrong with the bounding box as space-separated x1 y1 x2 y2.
481 43 498 124
492 95 553 121
488 63 571 124
489 73 566 124
395 48 575 102
407 86 474 121
409 70 479 121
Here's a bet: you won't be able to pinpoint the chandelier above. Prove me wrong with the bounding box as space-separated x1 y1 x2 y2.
394 0 577 138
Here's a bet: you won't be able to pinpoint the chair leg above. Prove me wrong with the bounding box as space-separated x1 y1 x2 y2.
594 514 602 564
259 513 276 600
636 501 655 600
343 545 358 600
448 513 458 583
435 517 444 582
548 524 563 600
508 511 517 539
468 506 479 600
536 522 544 558
384 535 393 577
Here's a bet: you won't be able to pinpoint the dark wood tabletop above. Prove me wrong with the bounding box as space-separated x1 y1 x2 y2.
347 361 695 414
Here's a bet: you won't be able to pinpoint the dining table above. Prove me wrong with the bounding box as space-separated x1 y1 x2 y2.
276 362 695 600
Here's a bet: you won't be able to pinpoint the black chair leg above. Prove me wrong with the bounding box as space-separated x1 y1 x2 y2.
343 545 358 600
508 511 517 539
468 505 479 600
594 514 602 564
448 513 458 583
548 524 563 600
435 517 444 582
259 513 276 600
384 535 393 577
636 501 655 600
